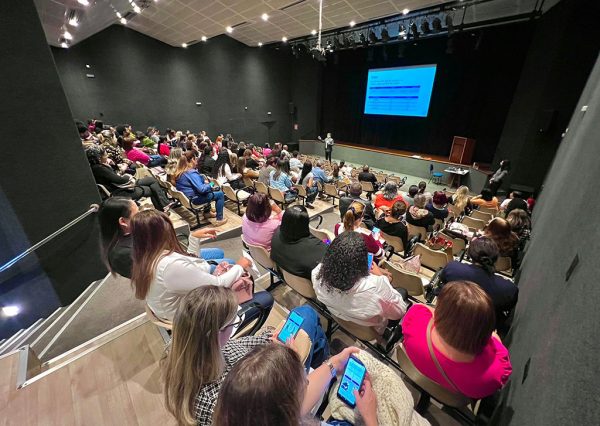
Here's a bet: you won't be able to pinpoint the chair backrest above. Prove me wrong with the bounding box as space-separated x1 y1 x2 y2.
395 344 471 408
461 216 486 231
433 218 444 230
269 186 286 204
470 210 493 222
96 184 111 199
336 180 349 190
438 232 466 256
387 175 401 184
323 183 338 198
478 206 498 215
243 176 255 188
413 243 449 271
495 256 512 273
254 181 269 195
448 204 463 218
145 304 173 330
382 261 424 296
135 162 152 179
360 180 375 192
241 236 276 270
309 226 335 242
281 269 317 300
407 223 428 241
169 188 192 209
293 184 307 197
380 231 404 253
330 314 381 342
221 184 238 201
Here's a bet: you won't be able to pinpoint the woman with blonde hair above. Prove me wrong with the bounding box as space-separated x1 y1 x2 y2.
334 201 385 262
165 147 183 176
450 185 472 214
163 286 330 426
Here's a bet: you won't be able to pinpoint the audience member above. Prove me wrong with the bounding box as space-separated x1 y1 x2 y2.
166 147 183 176
271 205 327 279
197 146 216 176
335 201 385 262
262 143 272 157
426 191 449 221
269 159 297 203
440 237 518 329
449 185 472 215
358 165 379 190
376 201 408 250
339 182 376 230
213 149 242 188
289 151 303 171
130 210 272 322
237 156 259 180
174 152 227 226
506 209 531 251
471 188 500 210
313 232 407 334
417 181 432 203
374 182 407 211
258 156 276 186
163 286 328 426
280 144 290 159
243 149 260 169
241 193 283 250
483 218 519 260
402 282 512 399
403 185 419 207
503 191 529 216
299 161 319 208
339 160 353 178
405 193 435 230
122 137 166 167
311 160 332 185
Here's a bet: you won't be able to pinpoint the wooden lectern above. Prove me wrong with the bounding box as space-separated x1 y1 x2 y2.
449 137 476 165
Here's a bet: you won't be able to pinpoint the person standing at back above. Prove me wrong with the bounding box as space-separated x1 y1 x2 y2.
489 159 510 196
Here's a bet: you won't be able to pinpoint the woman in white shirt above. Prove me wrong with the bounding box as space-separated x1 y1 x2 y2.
130 209 273 322
312 232 408 334
213 149 242 188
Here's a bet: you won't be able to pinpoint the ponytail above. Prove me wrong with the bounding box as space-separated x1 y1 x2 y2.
343 202 364 231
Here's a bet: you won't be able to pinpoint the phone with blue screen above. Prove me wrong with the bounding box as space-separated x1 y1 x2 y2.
371 226 380 236
367 253 374 271
277 310 304 343
337 355 367 408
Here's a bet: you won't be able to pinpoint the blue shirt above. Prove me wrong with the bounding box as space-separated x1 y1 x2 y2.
269 170 292 192
176 170 212 200
312 167 330 184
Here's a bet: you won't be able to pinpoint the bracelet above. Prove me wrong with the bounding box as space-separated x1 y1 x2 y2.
324 359 337 379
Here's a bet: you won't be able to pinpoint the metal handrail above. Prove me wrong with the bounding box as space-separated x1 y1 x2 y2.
0 204 100 274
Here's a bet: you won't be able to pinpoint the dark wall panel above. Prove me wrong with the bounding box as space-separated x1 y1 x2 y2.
0 0 105 338
492 53 600 426
319 23 533 163
52 26 295 145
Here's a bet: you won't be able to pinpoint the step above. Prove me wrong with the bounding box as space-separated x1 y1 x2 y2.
0 329 25 354
0 319 43 355
19 307 64 348
31 278 105 357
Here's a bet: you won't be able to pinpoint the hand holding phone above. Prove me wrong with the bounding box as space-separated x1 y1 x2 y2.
353 375 378 426
367 253 374 271
337 355 367 408
277 311 304 344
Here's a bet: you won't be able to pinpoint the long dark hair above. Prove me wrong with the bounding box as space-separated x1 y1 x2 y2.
468 236 499 275
273 159 290 181
212 149 231 178
317 232 369 292
197 146 212 172
98 197 135 273
280 205 310 241
299 161 313 185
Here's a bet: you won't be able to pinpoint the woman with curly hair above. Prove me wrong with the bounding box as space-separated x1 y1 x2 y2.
312 232 408 334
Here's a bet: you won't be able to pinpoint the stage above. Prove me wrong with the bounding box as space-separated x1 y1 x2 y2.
299 140 491 194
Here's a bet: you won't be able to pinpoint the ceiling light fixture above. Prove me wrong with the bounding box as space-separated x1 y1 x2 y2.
67 10 79 27
59 37 69 48
181 42 187 48
63 30 73 40
282 36 288 42
201 35 207 42
349 20 356 27
77 0 90 6
2 305 20 317
116 11 122 18
402 8 410 15
258 42 263 47
261 13 269 21
226 26 233 33
120 17 127 25
132 3 142 14
311 29 317 35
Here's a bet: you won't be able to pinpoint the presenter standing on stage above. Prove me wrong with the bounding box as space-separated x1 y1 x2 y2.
319 133 334 163
489 159 510 196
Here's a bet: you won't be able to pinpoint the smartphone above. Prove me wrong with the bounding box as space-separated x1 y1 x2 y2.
367 253 374 271
337 355 367 408
371 226 380 237
277 310 304 343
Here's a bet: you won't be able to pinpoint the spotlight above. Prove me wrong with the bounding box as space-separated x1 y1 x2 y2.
63 30 73 40
420 19 431 34
349 20 356 27
181 42 187 48
282 36 288 42
410 22 419 39
120 17 127 25
132 3 142 14
258 42 263 47
201 35 207 42
226 26 233 33
77 0 89 6
59 37 69 48
381 27 390 42
67 10 79 27
368 29 378 44
261 13 269 21
402 8 410 15
432 17 443 32
311 29 317 36
116 12 122 19
2 305 20 317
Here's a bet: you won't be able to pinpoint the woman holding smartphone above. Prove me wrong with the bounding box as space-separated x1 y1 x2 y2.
214 344 378 426
162 286 329 426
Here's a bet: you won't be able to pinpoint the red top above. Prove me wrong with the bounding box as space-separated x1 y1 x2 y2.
334 224 384 260
159 144 170 156
374 193 407 210
402 304 512 399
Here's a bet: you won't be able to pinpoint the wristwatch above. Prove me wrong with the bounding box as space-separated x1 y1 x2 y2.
324 359 337 379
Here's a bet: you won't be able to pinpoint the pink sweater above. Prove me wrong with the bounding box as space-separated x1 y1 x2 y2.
402 304 512 399
125 148 151 165
241 213 282 250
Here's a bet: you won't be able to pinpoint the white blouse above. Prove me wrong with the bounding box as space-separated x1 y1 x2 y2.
311 263 408 334
146 251 244 321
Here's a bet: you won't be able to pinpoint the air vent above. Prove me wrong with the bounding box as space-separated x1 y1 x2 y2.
280 0 307 11
231 21 249 29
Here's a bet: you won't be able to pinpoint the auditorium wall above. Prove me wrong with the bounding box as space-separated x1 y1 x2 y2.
318 23 534 164
0 0 105 338
52 26 304 146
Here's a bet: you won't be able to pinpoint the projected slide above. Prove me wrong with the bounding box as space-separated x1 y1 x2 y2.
364 65 437 117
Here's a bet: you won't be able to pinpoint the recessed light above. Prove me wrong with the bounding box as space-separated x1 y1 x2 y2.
132 3 142 13
181 42 188 48
2 306 20 317
261 13 269 21
61 42 69 48
77 0 89 6
402 8 410 15
311 29 317 35
201 36 207 42
120 17 127 25
116 12 122 18
349 20 356 27
63 30 73 40
258 42 263 47
85 64 91 68
282 36 287 42
226 26 233 33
